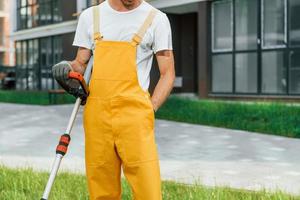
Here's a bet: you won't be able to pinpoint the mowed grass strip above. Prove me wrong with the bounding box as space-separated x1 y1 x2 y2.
156 96 300 138
0 167 299 200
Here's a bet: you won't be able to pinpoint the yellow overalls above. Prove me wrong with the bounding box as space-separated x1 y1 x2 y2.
83 5 162 200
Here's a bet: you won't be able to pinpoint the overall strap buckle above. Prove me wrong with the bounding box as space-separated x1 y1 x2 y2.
131 34 142 46
131 9 158 46
93 5 103 42
94 33 103 41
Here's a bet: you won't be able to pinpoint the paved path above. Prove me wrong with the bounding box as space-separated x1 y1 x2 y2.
1 103 300 195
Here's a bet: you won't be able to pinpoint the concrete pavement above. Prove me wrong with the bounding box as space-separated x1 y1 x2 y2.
1 103 300 195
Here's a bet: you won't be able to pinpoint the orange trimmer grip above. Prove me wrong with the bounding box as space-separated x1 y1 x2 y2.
68 71 84 82
56 134 71 156
68 71 89 95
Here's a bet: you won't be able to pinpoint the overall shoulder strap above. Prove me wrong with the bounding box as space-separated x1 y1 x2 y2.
132 9 158 45
93 5 103 41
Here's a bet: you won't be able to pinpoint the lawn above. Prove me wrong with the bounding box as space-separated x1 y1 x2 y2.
0 167 299 200
156 95 300 138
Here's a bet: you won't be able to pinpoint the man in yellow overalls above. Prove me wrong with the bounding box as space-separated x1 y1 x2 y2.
53 0 175 199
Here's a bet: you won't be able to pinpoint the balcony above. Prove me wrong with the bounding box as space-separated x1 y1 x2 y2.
17 0 76 31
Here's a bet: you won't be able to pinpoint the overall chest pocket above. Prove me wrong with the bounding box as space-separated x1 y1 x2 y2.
93 42 137 81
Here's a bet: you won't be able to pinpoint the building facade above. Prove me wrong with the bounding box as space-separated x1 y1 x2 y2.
209 0 300 99
153 0 300 99
10 0 300 100
0 0 14 66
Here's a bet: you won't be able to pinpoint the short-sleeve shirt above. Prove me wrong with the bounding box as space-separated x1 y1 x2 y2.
72 0 173 92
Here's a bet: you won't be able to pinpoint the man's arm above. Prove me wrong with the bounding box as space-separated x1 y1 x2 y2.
70 47 92 75
151 50 175 112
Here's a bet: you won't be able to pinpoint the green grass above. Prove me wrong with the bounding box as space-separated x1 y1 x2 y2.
156 96 300 138
0 167 299 200
0 90 75 105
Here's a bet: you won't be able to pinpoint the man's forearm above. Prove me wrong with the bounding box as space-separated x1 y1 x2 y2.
152 50 175 112
151 73 175 112
70 59 86 75
70 47 92 75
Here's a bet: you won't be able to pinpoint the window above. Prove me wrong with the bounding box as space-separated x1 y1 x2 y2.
16 41 27 90
262 51 286 94
87 0 104 7
289 0 300 46
212 0 233 52
27 0 39 28
262 0 287 48
15 42 22 70
17 5 27 29
235 53 258 93
235 0 258 50
27 39 39 90
212 54 233 93
17 0 63 30
0 53 4 65
53 36 62 89
53 0 63 23
16 36 63 90
211 0 299 96
40 37 53 90
289 51 300 94
87 0 93 6
38 0 52 26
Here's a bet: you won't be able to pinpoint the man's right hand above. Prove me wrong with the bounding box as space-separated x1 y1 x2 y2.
52 47 91 101
52 61 80 93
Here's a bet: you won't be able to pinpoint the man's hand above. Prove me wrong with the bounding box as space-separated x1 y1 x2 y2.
52 61 80 92
151 50 175 112
69 60 86 75
52 47 92 98
70 47 92 75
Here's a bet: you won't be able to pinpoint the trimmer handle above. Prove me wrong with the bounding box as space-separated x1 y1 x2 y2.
68 71 90 105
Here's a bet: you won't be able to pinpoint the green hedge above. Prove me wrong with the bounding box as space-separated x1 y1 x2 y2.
0 90 76 105
156 96 300 138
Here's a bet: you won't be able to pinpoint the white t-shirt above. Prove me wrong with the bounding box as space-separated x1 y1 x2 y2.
72 0 173 92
